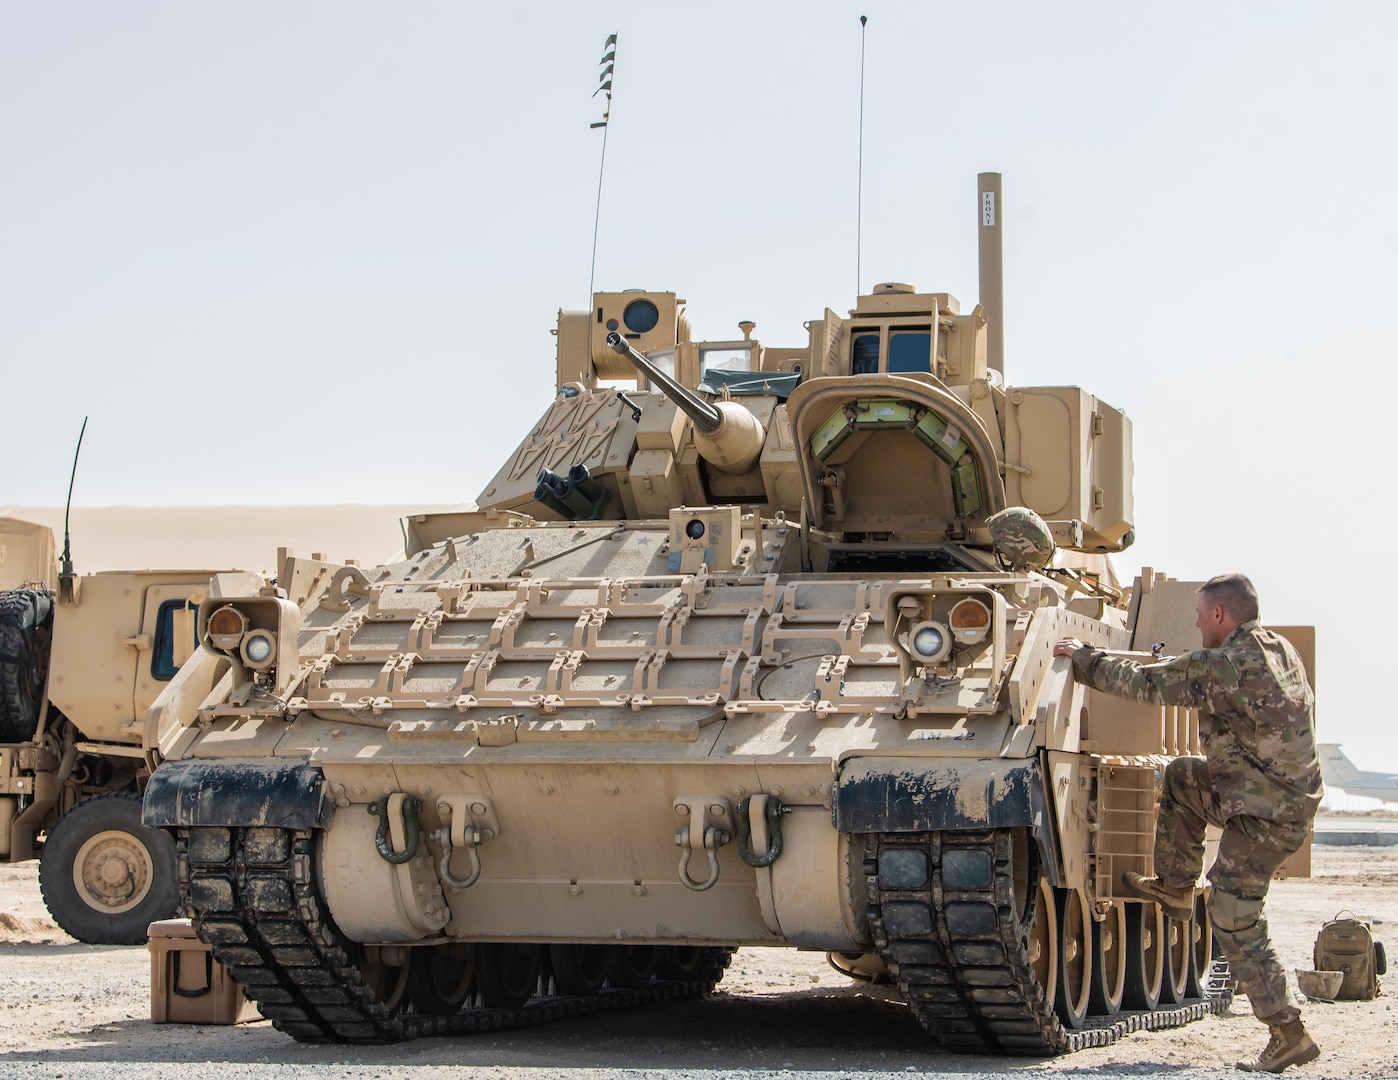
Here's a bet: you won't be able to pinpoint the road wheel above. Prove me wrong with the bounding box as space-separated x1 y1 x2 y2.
1028 876 1059 1014
1160 912 1191 1004
357 945 411 1015
1184 890 1216 997
1122 902 1164 1010
1054 886 1092 1028
38 791 179 944
477 942 542 1008
1088 901 1127 1015
605 944 659 987
550 943 608 995
657 944 706 980
407 942 475 1014
0 588 53 743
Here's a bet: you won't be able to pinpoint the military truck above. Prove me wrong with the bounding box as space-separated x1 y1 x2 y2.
142 175 1307 1054
0 515 259 944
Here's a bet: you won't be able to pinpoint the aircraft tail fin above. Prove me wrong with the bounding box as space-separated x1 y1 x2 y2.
1318 743 1366 785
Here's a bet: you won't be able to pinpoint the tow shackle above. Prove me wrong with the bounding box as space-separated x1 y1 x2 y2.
368 793 423 864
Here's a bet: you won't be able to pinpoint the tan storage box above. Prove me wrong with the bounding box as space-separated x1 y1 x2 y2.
148 918 260 1025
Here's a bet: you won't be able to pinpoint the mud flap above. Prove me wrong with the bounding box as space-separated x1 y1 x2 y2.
833 756 1060 886
142 759 334 831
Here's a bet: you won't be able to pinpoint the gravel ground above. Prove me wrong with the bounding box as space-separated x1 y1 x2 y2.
1 846 1394 1080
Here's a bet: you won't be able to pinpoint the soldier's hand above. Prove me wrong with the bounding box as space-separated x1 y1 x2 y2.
1053 638 1085 658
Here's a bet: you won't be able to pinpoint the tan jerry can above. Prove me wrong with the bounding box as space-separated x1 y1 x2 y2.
148 918 260 1024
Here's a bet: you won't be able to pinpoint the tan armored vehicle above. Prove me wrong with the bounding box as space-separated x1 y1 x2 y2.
0 515 258 943
143 176 1300 1053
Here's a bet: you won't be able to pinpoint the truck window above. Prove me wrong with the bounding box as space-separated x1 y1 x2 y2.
151 599 198 681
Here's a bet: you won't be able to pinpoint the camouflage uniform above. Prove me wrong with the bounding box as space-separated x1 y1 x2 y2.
1071 622 1322 1022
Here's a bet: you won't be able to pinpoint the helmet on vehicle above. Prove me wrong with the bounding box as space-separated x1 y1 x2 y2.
986 506 1056 572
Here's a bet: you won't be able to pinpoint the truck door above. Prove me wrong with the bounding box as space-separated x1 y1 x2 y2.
134 583 209 725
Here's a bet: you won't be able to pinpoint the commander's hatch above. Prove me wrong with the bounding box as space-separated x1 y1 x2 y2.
786 374 1006 535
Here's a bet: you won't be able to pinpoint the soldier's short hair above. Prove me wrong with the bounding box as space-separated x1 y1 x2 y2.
1198 573 1260 624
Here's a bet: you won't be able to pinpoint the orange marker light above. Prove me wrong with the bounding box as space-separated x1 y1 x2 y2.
949 598 990 629
207 606 246 638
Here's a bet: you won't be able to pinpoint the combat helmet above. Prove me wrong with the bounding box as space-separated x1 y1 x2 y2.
986 506 1056 572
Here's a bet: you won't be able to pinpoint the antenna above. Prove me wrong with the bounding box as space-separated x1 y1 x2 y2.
59 415 87 603
588 32 619 304
856 15 868 299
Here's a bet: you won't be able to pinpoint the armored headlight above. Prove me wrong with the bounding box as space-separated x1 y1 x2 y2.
240 629 277 671
206 605 248 652
948 598 992 645
909 620 952 664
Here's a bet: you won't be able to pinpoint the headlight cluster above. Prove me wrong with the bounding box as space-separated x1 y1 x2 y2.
204 603 279 673
900 596 993 665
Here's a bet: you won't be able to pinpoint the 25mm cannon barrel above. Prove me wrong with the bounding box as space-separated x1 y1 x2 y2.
606 332 722 433
606 331 766 475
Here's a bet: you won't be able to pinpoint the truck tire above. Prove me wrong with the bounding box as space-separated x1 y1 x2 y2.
0 588 53 743
38 792 179 945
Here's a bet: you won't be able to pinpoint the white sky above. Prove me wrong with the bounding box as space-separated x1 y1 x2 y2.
3 2 1396 771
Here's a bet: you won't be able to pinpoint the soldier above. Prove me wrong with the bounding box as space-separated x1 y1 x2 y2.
1053 573 1323 1073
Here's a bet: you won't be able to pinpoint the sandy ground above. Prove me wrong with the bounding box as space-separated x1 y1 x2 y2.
0 847 1394 1080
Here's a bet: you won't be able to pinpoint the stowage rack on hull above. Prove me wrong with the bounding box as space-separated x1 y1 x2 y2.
143 176 1284 1056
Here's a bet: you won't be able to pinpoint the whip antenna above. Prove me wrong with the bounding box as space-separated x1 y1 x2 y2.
856 15 868 298
588 33 618 303
59 415 87 602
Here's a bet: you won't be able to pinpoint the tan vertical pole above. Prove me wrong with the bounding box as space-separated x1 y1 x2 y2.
978 172 1004 377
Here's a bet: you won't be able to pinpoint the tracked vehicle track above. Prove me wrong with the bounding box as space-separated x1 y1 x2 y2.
866 829 1231 1056
178 826 733 1043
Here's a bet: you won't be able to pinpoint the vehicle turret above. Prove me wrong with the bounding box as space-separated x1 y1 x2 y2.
478 272 1134 557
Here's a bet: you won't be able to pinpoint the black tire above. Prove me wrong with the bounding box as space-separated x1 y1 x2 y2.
550 943 608 995
0 588 53 743
476 942 542 1009
38 792 179 945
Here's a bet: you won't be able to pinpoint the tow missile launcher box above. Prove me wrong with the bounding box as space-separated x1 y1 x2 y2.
141 175 1303 1055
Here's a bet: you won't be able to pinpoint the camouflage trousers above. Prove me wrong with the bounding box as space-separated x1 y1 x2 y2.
1154 755 1310 1023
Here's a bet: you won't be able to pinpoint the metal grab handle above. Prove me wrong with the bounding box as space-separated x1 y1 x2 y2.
170 950 213 998
676 825 730 891
368 794 422 864
433 824 482 890
736 794 789 868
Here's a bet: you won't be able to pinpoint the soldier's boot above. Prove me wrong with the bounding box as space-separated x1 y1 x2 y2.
1236 1018 1320 1073
1120 872 1195 923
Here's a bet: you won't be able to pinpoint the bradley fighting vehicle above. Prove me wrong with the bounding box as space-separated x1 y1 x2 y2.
143 175 1242 1054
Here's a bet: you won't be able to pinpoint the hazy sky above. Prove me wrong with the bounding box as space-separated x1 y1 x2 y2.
3 3 1396 770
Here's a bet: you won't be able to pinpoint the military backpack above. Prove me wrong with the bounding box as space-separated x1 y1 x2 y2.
1312 910 1387 1001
